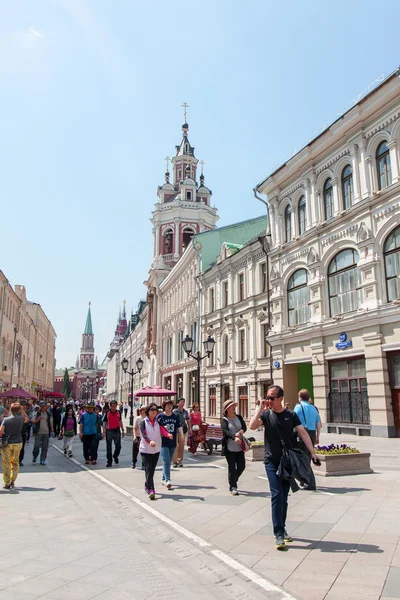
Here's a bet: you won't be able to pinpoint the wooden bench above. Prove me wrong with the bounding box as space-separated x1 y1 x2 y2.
204 424 224 455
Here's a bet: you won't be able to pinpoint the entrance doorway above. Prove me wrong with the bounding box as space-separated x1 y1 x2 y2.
388 353 400 437
282 362 313 408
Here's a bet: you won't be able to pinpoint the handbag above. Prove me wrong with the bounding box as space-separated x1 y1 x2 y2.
1 435 9 448
241 436 252 452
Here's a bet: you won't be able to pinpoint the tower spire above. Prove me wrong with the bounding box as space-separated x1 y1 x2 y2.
84 302 93 335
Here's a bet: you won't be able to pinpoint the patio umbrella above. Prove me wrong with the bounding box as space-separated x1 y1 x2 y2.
43 391 65 399
0 388 38 401
135 385 177 397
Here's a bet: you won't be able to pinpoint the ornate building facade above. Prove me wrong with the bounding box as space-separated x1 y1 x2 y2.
255 69 400 437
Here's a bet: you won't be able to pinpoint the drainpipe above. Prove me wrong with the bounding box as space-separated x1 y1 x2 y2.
253 188 271 236
193 240 202 404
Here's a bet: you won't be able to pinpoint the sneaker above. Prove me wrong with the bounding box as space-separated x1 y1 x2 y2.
173 463 178 468
114 457 119 465
284 529 293 543
19 462 24 467
275 535 286 550
64 449 67 455
144 486 149 494
68 452 73 457
32 457 37 463
91 460 97 465
179 463 183 468
132 464 136 469
3 484 11 490
106 463 112 468
230 487 239 496
85 460 90 464
161 480 166 486
166 481 172 489
40 459 46 465
10 482 15 489
149 490 155 500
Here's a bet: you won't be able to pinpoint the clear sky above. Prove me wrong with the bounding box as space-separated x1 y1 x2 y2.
1 0 399 370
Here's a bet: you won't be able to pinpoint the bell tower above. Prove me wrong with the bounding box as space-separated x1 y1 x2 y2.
151 103 218 270
80 303 95 370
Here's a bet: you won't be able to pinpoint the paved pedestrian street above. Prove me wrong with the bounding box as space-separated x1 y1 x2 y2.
2 433 400 600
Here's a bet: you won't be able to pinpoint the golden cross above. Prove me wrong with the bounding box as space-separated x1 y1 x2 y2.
199 160 205 175
164 156 171 172
181 101 189 122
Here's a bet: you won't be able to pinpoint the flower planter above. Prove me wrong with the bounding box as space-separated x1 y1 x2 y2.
313 452 372 476
248 444 264 462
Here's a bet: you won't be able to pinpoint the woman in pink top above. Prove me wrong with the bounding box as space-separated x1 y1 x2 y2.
188 403 206 456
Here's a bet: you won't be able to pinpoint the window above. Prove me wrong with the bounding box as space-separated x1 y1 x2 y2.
223 335 229 363
328 358 369 424
186 190 192 201
209 288 215 312
384 225 400 301
298 196 306 235
328 249 361 316
288 269 310 326
376 141 392 190
341 165 353 210
238 385 248 419
238 273 245 301
261 262 267 293
178 169 182 180
209 387 217 416
166 337 173 365
223 281 229 307
323 178 334 220
239 329 245 361
285 205 292 242
261 323 269 358
178 330 184 360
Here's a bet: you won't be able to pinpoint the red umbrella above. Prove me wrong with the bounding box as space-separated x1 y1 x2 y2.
0 388 38 401
43 392 65 398
135 385 177 397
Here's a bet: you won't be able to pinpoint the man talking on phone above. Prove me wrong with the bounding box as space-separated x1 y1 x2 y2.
249 385 319 551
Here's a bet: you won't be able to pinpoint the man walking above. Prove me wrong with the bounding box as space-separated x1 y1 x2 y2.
32 401 54 465
172 397 189 467
79 402 100 465
249 385 318 551
294 389 321 490
102 400 125 467
51 402 62 437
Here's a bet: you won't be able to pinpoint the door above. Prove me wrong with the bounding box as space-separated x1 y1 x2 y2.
388 354 400 437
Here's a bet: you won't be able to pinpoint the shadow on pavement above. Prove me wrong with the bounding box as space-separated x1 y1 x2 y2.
316 486 371 494
157 492 207 502
292 538 384 553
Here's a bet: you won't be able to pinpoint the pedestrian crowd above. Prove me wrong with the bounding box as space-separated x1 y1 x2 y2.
0 386 321 551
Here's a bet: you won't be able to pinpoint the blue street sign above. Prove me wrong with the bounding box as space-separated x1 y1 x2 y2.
336 340 352 349
339 332 347 342
274 361 280 369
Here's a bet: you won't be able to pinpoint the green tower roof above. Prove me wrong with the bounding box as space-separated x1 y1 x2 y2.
84 304 93 335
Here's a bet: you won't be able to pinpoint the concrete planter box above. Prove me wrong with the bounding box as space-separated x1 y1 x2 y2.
248 444 264 462
314 452 372 476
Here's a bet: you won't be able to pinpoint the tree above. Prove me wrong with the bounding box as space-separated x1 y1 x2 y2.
62 368 71 398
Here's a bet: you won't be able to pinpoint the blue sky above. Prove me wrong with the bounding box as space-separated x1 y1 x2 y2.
1 0 399 369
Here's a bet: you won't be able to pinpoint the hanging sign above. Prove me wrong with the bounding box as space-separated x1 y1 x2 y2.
335 332 352 350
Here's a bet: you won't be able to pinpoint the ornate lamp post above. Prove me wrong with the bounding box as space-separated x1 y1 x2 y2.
181 335 215 413
121 357 144 426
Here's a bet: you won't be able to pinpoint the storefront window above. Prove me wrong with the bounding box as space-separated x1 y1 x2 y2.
209 386 216 416
329 358 369 424
390 355 400 387
238 385 248 419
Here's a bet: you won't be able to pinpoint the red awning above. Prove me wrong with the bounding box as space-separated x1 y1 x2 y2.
43 391 66 398
135 385 177 397
0 388 38 401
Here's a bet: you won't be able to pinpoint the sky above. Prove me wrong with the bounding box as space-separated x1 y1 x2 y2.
1 0 399 370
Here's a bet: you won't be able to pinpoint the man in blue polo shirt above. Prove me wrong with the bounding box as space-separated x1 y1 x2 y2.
79 402 101 465
294 389 321 490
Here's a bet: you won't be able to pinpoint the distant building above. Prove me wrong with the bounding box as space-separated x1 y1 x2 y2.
0 275 56 394
54 304 106 401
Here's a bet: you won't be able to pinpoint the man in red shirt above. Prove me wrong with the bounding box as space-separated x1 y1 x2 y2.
102 400 125 467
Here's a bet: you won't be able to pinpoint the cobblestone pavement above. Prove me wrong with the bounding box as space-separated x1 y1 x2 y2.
1 431 400 600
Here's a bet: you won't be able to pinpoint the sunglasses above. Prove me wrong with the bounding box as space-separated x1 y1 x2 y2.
149 408 157 411
267 395 282 401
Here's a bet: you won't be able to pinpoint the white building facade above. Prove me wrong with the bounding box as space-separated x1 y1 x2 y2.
255 70 400 437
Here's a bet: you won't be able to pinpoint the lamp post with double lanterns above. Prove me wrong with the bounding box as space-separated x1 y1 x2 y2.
121 357 144 426
181 335 215 413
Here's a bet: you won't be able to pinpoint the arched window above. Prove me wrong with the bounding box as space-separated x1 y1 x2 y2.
376 141 392 190
285 205 292 242
298 196 306 235
328 249 361 316
384 225 400 301
223 335 229 364
288 269 310 326
341 165 353 210
323 178 334 220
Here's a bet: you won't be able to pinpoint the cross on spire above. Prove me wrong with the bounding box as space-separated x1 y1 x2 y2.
164 156 170 172
181 101 189 122
199 160 205 175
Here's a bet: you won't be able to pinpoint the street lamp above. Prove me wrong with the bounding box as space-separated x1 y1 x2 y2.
121 357 144 426
181 335 215 413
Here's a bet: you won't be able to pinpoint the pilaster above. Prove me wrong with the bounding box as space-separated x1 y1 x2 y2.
363 331 394 437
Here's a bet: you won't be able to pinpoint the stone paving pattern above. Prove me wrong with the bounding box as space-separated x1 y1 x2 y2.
1 430 400 599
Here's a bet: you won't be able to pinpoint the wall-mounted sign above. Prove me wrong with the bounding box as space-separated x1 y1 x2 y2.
336 332 352 350
274 361 281 369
